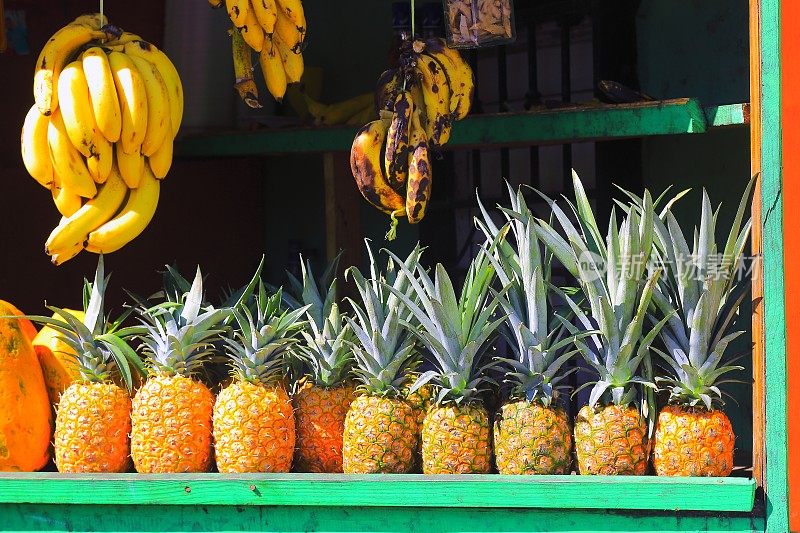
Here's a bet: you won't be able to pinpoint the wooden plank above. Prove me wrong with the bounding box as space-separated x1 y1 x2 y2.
174 99 747 159
749 0 766 494
760 0 791 531
0 474 756 512
322 152 362 297
704 103 751 128
0 504 765 533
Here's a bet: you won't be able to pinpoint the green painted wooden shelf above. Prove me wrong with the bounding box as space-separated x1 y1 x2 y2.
0 473 756 512
174 99 749 158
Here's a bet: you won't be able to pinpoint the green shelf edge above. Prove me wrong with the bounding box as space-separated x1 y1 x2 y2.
0 473 756 512
174 99 748 158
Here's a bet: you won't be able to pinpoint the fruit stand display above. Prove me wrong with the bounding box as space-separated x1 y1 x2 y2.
0 1 796 533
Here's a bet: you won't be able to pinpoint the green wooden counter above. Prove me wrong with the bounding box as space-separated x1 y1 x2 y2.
0 473 762 533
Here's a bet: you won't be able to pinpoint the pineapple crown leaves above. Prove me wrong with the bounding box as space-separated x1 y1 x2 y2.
476 182 594 407
295 301 354 388
136 266 229 378
24 256 145 391
627 178 755 409
383 245 506 406
285 253 341 330
534 170 666 410
343 240 423 396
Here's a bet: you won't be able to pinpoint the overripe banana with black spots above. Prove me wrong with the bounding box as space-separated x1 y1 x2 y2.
47 108 97 198
127 54 170 156
274 9 303 53
418 39 474 120
414 54 452 146
82 47 122 143
231 28 261 108
57 61 99 158
306 93 374 126
124 41 184 137
375 69 401 113
238 7 266 52
33 23 105 116
116 144 144 188
350 119 407 217
21 104 54 188
275 0 306 33
109 51 148 154
86 166 160 254
275 33 304 83
208 0 224 8
259 36 287 101
406 108 432 224
251 0 278 35
226 0 250 27
409 83 428 128
384 91 412 190
46 166 127 255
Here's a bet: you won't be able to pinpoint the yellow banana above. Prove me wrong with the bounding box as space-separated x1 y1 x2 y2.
109 51 148 154
86 166 160 254
424 39 474 120
350 119 407 216
82 47 122 143
375 68 401 114
414 55 452 146
274 33 303 83
47 108 97 198
116 144 144 188
406 108 432 224
226 0 249 26
148 135 173 179
57 61 99 158
46 166 128 255
51 178 83 218
259 36 287 101
105 32 143 46
275 0 306 33
251 0 278 34
21 104 55 188
231 27 261 108
208 0 224 7
238 7 265 52
87 133 113 184
305 93 374 126
33 23 105 116
274 9 303 53
71 13 108 29
345 104 375 126
409 83 427 126
51 240 84 266
127 54 170 156
384 91 413 190
123 41 184 137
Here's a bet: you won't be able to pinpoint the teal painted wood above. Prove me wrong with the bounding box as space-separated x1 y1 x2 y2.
759 0 790 531
0 474 756 512
704 103 750 127
0 504 765 533
174 99 746 158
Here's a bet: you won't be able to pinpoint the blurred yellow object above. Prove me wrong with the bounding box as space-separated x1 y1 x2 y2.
32 309 84 405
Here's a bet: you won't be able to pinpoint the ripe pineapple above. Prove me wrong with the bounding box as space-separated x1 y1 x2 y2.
29 257 145 473
132 267 228 473
290 257 355 473
477 184 580 475
341 243 423 474
536 171 668 475
389 248 503 474
648 181 753 476
214 277 307 473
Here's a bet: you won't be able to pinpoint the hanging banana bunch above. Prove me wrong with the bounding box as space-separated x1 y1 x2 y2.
350 37 474 239
20 13 183 264
213 0 306 105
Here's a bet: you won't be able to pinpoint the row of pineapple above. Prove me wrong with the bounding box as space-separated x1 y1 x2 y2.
12 171 751 476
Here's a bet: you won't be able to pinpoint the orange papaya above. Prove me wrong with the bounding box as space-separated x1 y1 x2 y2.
32 309 84 405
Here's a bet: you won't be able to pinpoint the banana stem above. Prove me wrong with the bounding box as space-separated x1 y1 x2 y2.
385 210 403 241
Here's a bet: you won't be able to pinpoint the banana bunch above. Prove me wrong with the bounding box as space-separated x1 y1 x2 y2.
20 14 183 265
351 38 473 239
213 0 306 105
304 93 375 126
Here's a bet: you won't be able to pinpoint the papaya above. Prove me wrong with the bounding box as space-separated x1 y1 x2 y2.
0 300 52 471
3 302 38 343
32 309 84 405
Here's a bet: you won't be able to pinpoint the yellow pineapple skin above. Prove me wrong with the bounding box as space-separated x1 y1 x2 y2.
422 403 491 474
294 383 356 472
342 395 418 473
55 382 131 473
653 405 734 476
404 382 433 472
494 401 572 475
213 381 295 473
574 404 648 475
131 375 214 473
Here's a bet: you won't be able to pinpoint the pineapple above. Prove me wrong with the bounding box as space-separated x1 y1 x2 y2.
29 257 145 473
341 243 423 474
290 257 355 473
132 267 228 473
477 184 583 475
389 248 503 474
214 272 308 473
536 171 668 475
647 181 753 476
